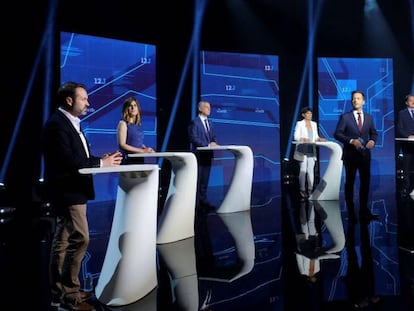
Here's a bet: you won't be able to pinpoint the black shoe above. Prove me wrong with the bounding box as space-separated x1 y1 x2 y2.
80 291 93 301
51 293 62 307
52 291 93 307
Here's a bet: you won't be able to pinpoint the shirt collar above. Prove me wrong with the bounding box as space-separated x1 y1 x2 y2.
59 107 81 132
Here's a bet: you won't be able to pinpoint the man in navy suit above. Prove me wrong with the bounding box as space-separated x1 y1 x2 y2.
42 81 123 310
188 101 218 210
334 90 378 222
397 94 414 195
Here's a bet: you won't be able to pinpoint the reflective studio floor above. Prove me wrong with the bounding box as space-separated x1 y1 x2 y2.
1 173 414 311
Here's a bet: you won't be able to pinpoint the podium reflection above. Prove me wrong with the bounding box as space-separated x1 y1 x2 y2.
157 237 199 311
294 200 344 282
196 210 255 282
345 221 380 308
103 288 157 311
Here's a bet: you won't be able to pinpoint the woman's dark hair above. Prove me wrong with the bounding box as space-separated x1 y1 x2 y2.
301 106 313 114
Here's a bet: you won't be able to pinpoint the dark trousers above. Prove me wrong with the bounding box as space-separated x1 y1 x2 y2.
344 153 371 216
196 151 213 205
402 152 414 191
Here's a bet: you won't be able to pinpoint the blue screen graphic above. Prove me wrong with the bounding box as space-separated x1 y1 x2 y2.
317 57 395 177
60 32 157 202
200 51 280 190
317 57 399 301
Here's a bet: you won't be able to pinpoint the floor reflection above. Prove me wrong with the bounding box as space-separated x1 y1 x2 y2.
1 178 414 310
345 220 380 308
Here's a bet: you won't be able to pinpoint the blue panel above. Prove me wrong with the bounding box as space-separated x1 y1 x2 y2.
317 57 395 177
200 51 281 188
60 32 157 202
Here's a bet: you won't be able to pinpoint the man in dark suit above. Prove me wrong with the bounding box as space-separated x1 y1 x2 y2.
188 101 218 210
42 81 123 311
334 90 378 222
397 94 414 195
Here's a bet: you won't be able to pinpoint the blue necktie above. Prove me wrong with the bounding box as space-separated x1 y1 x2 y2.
204 119 210 133
204 119 211 140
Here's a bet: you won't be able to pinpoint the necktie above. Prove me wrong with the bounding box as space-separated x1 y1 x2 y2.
357 112 363 131
204 119 211 141
204 119 210 133
411 109 414 119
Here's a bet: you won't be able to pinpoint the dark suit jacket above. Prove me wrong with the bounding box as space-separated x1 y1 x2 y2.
188 116 217 166
188 116 217 151
42 110 101 210
334 111 378 163
397 108 414 137
397 108 414 153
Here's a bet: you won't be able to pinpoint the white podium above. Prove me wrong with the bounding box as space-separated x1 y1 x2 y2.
79 164 160 306
129 152 198 243
293 141 343 200
197 145 253 213
395 138 414 196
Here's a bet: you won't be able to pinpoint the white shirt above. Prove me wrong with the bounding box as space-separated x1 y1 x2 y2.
199 115 209 132
58 107 90 158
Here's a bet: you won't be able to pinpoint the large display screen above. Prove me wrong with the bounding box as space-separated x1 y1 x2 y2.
317 57 399 300
60 31 157 202
317 57 395 177
199 51 280 191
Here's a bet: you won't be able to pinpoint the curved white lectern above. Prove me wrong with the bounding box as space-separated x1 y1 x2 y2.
293 141 343 200
395 138 414 196
79 164 159 306
129 152 198 243
197 145 253 213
